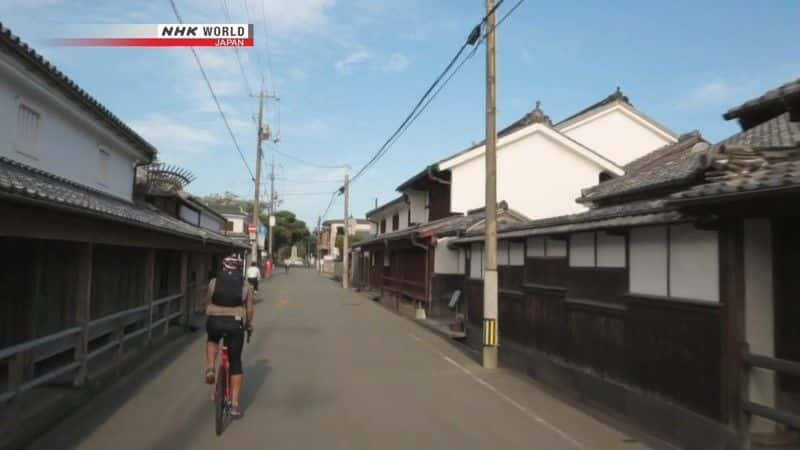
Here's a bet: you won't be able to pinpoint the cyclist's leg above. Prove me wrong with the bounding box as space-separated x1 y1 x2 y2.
205 317 222 383
225 324 245 412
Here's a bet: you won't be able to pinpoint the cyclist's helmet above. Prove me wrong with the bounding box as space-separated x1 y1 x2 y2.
222 255 243 270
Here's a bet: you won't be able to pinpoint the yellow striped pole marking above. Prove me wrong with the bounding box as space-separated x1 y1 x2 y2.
483 319 497 346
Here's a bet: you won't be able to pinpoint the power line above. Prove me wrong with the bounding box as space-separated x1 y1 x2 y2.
220 0 254 97
258 0 276 95
267 143 347 170
377 0 527 155
281 192 337 196
169 0 255 181
274 177 341 184
343 0 525 189
319 190 339 220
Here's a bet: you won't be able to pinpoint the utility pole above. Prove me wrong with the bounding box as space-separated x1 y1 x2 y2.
316 216 322 273
252 90 266 265
268 156 275 262
482 0 499 369
342 171 350 289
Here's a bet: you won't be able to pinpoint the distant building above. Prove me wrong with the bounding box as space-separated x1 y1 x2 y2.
318 218 375 260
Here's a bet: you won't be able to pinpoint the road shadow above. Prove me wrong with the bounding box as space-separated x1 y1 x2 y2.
240 358 272 413
23 330 202 450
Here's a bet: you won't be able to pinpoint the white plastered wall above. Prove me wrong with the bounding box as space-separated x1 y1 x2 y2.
434 237 464 274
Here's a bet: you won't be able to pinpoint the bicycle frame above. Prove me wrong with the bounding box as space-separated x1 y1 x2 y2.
214 340 231 403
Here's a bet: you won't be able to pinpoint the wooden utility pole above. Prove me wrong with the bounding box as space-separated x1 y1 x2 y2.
342 172 350 289
316 216 322 273
268 156 275 262
482 0 499 369
252 90 266 264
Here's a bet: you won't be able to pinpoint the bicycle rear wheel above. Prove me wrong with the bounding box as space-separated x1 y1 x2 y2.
215 368 228 435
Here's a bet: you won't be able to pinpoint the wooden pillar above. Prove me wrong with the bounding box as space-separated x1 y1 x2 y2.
144 248 155 344
180 251 189 329
74 243 93 386
719 219 748 444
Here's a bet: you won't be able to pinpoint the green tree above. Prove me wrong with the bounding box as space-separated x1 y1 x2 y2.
259 210 311 258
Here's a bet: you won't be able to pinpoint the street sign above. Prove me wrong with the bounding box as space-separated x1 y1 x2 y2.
248 224 257 233
269 215 276 226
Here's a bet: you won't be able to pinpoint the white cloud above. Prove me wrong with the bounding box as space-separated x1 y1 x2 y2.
334 49 371 74
677 79 735 110
381 52 410 73
129 114 218 158
288 67 307 81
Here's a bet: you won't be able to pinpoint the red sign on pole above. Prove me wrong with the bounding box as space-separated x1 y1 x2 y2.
248 224 257 238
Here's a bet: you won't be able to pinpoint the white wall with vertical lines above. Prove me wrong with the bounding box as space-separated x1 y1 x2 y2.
569 232 595 267
546 238 567 257
629 226 668 296
497 240 510 266
509 242 524 266
470 243 483 279
527 237 545 257
434 238 462 274
669 224 719 302
597 231 626 268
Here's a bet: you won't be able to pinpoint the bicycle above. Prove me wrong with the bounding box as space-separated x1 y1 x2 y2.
212 324 252 435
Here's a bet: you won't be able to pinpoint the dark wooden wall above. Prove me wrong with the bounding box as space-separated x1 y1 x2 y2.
0 238 81 348
428 181 451 220
463 254 724 420
92 245 147 319
430 274 463 318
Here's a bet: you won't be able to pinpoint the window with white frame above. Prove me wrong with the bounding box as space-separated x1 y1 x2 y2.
526 237 567 258
469 243 483 279
98 147 111 187
16 103 41 159
629 224 719 302
568 231 626 268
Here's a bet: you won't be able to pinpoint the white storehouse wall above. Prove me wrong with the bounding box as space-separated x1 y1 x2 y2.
449 132 605 220
0 52 147 201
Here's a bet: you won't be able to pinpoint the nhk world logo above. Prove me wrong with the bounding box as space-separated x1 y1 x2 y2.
50 24 254 47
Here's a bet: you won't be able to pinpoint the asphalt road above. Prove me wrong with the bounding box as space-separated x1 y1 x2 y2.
27 269 657 450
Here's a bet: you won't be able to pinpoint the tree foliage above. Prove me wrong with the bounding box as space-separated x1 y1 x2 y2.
201 192 310 258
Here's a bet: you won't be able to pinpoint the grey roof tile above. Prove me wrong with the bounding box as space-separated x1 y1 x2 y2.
724 78 800 120
580 132 710 203
0 157 240 246
716 112 800 150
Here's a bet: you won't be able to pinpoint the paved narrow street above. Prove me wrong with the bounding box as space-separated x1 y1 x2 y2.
28 269 657 450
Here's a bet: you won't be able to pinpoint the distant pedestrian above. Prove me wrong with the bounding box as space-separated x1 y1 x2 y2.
246 262 261 293
284 261 290 274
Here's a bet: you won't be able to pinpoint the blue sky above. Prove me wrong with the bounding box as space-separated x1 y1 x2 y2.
2 0 798 228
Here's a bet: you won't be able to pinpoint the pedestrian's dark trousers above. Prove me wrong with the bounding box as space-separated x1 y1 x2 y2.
247 277 258 292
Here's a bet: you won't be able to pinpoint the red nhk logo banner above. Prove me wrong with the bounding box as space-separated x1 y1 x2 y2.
50 24 254 47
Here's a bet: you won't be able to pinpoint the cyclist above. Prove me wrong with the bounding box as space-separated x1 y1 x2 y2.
204 255 255 418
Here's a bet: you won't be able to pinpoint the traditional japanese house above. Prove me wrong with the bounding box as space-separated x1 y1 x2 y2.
0 23 243 426
445 77 800 449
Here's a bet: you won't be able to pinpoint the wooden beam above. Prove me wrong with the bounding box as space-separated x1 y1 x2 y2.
719 219 747 431
144 248 155 344
0 201 236 252
180 251 189 328
74 243 92 386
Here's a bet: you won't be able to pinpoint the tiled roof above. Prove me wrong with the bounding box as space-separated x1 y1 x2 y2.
554 87 629 128
0 23 157 158
717 112 800 150
453 199 682 243
364 195 405 217
0 157 241 247
671 113 800 203
671 160 800 201
580 131 711 203
724 78 800 121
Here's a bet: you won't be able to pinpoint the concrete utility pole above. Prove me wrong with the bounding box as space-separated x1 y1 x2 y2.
482 0 499 369
268 156 275 262
252 90 266 264
342 171 350 289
